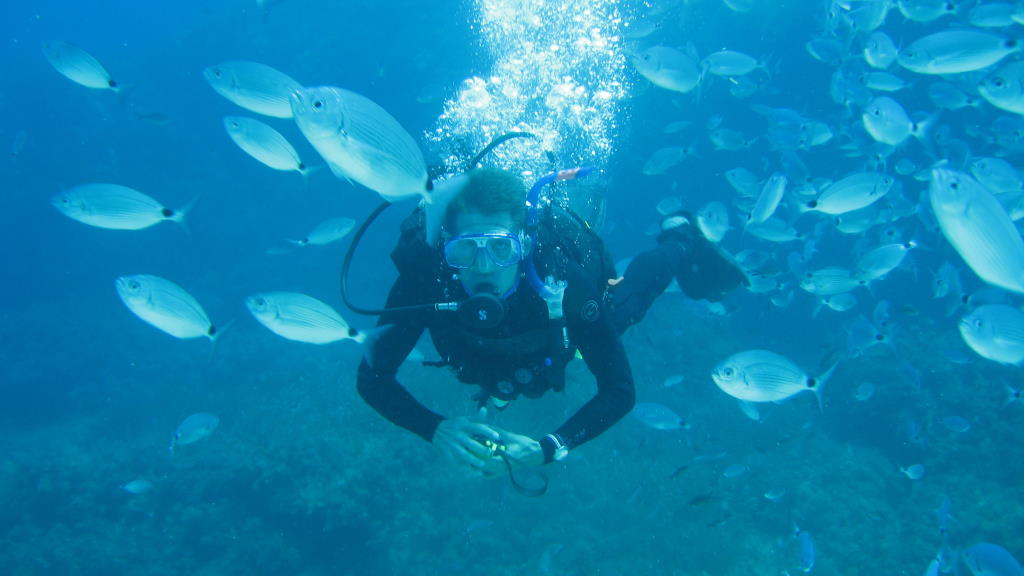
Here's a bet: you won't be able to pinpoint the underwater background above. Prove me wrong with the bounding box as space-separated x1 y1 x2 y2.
2 0 1023 574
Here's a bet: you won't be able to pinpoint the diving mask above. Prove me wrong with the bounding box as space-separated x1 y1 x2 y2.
443 232 524 269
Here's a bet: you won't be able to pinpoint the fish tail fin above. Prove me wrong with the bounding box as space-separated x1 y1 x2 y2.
912 112 939 157
172 195 200 236
358 324 395 369
203 318 234 365
811 360 838 411
1005 385 1022 407
113 81 131 102
423 173 469 245
298 163 324 191
796 199 817 214
811 298 824 318
210 318 235 343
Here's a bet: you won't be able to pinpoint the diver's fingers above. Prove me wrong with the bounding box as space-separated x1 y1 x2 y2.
450 443 488 469
458 434 494 461
461 421 500 442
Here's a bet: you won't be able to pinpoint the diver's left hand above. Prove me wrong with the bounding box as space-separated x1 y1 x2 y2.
495 430 544 468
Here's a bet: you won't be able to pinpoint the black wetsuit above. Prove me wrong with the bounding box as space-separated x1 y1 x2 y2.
356 208 742 462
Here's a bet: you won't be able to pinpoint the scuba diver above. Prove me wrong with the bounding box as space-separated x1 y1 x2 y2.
353 166 748 484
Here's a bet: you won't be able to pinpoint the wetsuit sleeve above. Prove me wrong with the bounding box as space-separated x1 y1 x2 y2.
548 276 635 459
356 274 444 442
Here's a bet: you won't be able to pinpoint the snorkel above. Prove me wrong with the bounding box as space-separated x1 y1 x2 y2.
523 166 596 334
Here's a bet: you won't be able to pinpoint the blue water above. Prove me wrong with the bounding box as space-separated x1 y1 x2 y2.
2 0 1023 574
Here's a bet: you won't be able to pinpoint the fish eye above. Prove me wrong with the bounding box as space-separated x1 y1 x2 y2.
723 367 734 377
213 69 222 78
128 281 140 290
993 78 1006 88
313 100 323 109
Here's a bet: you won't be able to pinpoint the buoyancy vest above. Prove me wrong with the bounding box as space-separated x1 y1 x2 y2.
389 206 616 400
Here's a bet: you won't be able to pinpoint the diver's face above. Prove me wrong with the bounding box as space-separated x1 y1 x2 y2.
449 210 523 297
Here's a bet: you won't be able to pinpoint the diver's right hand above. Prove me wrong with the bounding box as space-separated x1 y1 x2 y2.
431 417 503 477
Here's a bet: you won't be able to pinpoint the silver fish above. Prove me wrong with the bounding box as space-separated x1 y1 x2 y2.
841 1 890 33
289 217 355 247
622 18 662 40
854 241 916 281
900 464 925 480
291 86 430 203
860 71 907 92
970 3 1016 28
804 172 895 215
801 266 865 296
170 413 219 453
702 50 761 77
631 402 685 430
862 96 927 146
697 201 730 243
709 127 753 151
808 36 847 65
725 167 761 197
863 31 898 69
971 157 1022 194
121 478 153 495
642 146 688 175
854 381 875 401
722 463 748 478
821 292 858 313
929 168 1024 295
116 275 217 340
712 349 834 409
979 61 1024 115
928 81 977 110
223 116 309 174
746 218 802 243
662 120 692 134
847 314 891 357
632 46 701 94
794 523 816 572
42 41 119 91
959 304 1024 365
656 196 684 216
52 184 191 231
897 0 956 21
203 61 301 119
246 292 364 345
898 30 1020 75
932 261 962 299
748 172 787 225
835 205 882 234
723 0 755 13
